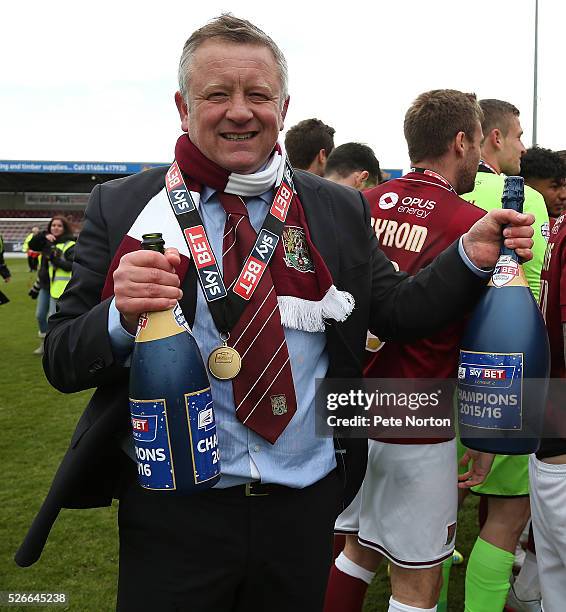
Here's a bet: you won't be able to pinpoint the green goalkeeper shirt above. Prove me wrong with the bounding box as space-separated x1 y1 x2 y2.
462 169 549 301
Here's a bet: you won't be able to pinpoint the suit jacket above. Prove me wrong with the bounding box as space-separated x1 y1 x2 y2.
15 167 486 567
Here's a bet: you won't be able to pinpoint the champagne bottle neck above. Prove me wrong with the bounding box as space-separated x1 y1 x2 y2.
500 178 524 264
499 244 519 262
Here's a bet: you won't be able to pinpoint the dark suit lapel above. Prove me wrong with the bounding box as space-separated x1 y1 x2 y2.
295 178 340 281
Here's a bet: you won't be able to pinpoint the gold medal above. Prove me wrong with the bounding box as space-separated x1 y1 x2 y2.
208 334 242 380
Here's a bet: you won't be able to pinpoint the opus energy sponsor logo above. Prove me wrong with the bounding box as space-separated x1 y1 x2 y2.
397 196 435 219
378 192 399 210
378 192 435 219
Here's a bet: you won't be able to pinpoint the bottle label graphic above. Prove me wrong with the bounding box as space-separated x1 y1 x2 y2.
488 254 529 288
136 307 188 343
458 351 523 430
186 387 221 484
130 398 176 490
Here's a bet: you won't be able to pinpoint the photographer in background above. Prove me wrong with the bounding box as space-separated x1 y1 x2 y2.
28 216 75 354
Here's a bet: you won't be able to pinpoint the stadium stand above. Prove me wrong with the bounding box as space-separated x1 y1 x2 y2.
0 211 84 247
0 160 167 252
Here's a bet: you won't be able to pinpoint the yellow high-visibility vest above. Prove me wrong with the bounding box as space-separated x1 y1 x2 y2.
49 240 75 299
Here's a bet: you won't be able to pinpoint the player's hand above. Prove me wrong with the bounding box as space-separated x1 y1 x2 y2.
113 247 182 334
462 209 534 269
458 449 495 488
45 233 57 242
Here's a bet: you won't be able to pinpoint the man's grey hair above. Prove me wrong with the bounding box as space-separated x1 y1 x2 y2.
177 14 288 107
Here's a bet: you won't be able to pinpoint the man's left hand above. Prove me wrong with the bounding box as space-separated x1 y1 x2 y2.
462 209 534 269
458 449 495 488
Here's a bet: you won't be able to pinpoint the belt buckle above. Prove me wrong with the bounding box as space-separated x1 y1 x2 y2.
245 482 269 497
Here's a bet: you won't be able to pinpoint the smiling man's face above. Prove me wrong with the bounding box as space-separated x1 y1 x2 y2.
175 40 288 174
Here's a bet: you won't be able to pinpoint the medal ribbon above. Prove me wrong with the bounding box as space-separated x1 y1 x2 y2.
164 159 296 335
410 167 457 194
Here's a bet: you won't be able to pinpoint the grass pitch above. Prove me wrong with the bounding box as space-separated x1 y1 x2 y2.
1 258 477 611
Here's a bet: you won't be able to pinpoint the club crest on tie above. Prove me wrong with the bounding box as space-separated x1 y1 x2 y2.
270 394 288 416
282 226 315 273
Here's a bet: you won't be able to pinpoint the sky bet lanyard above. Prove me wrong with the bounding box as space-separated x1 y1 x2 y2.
410 167 457 194
164 160 296 377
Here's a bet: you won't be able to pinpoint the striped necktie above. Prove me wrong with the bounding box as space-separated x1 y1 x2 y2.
219 193 297 444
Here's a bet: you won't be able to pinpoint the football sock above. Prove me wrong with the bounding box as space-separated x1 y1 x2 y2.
436 555 453 612
464 537 514 612
323 551 374 612
388 597 436 612
512 550 540 601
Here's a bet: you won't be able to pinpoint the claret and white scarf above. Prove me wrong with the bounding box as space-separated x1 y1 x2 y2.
102 134 354 332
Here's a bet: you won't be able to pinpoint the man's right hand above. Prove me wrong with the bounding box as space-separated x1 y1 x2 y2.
113 248 183 334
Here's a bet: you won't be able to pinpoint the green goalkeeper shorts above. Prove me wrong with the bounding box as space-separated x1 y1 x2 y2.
457 436 529 496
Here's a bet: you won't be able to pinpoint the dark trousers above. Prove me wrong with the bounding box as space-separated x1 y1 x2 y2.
117 470 341 612
27 255 38 271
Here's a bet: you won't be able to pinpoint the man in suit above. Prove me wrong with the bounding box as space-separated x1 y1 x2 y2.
16 14 535 612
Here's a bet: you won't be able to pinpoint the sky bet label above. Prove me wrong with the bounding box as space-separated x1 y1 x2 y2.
166 161 196 215
233 229 278 299
491 255 519 288
185 387 220 484
184 226 227 301
270 182 293 222
129 399 175 490
457 351 523 430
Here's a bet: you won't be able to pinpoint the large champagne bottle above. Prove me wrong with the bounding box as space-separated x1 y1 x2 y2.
458 177 550 454
128 233 221 493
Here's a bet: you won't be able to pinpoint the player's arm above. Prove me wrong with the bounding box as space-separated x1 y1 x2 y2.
367 229 485 342
368 202 533 341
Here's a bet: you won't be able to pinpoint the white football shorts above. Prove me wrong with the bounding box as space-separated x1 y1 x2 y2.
335 439 458 568
529 454 566 611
